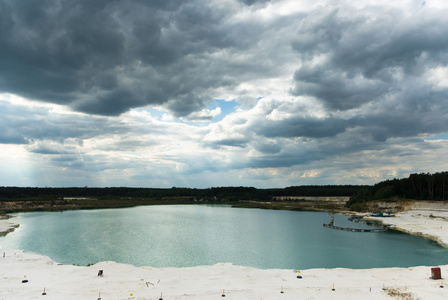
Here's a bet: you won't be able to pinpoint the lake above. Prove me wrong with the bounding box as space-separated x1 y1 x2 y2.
1 205 448 269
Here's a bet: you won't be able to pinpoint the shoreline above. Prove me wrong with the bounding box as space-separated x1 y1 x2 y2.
362 203 448 248
2 205 448 299
1 249 447 299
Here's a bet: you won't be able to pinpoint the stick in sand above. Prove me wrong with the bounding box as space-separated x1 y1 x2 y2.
222 289 226 297
332 283 335 291
98 292 101 300
42 287 46 295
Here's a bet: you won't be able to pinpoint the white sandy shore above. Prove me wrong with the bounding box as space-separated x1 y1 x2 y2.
365 206 448 248
2 206 448 299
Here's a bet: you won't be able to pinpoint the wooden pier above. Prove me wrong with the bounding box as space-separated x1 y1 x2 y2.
323 223 388 232
323 214 388 232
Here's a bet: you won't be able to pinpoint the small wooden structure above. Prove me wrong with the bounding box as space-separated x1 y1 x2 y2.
431 267 442 280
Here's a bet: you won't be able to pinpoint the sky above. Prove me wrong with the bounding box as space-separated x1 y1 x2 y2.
1 0 448 188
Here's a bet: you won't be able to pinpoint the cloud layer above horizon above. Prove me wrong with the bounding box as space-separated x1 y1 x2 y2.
1 0 448 188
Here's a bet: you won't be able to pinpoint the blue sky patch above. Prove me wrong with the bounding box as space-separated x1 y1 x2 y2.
208 99 240 122
427 133 448 141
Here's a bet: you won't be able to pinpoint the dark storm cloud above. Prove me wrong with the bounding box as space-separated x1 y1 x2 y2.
292 65 390 111
0 100 128 144
238 0 271 6
0 130 28 144
291 7 448 111
28 142 76 155
350 87 448 142
0 0 263 117
210 138 248 148
251 140 282 154
254 116 347 139
244 125 385 169
249 152 317 169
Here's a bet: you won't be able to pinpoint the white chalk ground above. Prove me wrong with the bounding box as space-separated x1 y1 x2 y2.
2 206 448 300
367 208 448 248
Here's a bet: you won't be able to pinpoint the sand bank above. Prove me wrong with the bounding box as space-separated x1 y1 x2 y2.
1 209 448 299
364 202 448 248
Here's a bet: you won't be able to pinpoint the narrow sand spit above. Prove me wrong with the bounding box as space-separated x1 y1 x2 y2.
0 217 19 236
1 209 448 300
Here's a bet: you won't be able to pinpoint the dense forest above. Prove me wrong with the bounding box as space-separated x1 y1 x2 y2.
2 172 447 204
346 172 448 208
0 185 366 202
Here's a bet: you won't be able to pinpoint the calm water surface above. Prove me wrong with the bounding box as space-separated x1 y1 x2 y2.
1 205 448 269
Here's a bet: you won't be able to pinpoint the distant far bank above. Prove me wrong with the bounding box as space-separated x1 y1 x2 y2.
1 171 448 214
0 185 363 214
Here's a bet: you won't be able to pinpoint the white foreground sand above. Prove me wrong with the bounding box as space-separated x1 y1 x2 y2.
1 248 447 300
2 206 448 300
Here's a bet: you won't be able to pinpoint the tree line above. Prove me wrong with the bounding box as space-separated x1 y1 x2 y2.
346 171 448 208
0 185 366 202
3 172 446 205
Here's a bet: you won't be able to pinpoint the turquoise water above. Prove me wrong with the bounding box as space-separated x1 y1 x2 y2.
1 205 448 269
